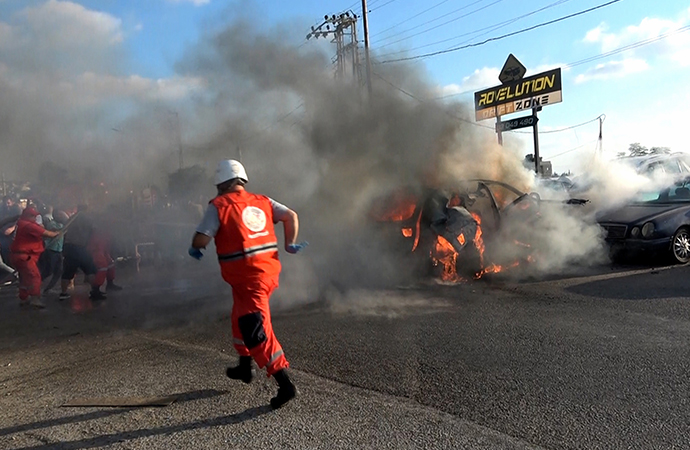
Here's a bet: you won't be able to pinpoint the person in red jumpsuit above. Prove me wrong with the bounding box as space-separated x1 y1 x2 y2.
10 205 60 309
88 228 122 293
189 159 307 409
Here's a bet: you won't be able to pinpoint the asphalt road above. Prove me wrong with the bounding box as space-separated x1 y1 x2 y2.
1 259 689 449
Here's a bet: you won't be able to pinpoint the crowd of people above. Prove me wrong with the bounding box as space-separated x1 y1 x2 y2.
0 195 122 309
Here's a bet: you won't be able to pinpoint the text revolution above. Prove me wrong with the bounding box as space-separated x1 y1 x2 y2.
474 68 562 122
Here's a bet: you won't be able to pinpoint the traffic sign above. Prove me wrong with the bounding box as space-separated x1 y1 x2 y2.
499 54 526 84
496 115 538 132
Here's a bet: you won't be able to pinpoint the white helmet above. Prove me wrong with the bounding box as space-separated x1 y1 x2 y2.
215 159 248 185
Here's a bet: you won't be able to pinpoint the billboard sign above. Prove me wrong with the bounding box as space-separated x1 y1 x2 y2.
474 68 562 121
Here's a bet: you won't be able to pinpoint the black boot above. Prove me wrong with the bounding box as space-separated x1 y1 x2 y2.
270 369 297 409
89 288 107 300
225 356 254 384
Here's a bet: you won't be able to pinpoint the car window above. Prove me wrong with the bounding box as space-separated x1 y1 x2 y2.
662 159 681 174
632 181 690 203
677 155 690 173
488 185 521 209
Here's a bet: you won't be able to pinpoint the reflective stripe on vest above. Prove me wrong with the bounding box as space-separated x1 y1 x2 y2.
218 242 279 262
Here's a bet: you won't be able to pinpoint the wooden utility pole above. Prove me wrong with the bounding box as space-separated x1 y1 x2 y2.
361 0 373 95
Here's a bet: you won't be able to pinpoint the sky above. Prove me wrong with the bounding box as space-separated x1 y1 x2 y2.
0 0 688 177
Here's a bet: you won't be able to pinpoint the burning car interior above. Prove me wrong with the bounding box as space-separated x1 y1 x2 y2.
369 179 574 282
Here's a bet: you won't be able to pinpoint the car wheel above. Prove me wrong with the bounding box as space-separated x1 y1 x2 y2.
671 227 690 264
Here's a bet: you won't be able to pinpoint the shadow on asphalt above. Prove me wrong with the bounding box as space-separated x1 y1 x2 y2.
11 404 273 450
565 263 690 300
0 389 228 438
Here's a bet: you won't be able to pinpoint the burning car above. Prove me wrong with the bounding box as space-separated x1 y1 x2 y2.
370 179 585 282
596 178 690 263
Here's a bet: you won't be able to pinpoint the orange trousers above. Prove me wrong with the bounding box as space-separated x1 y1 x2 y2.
92 252 115 286
10 253 41 300
227 275 288 376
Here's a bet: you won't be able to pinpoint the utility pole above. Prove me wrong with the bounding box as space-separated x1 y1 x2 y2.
171 111 183 170
307 12 362 87
532 107 541 175
361 0 373 95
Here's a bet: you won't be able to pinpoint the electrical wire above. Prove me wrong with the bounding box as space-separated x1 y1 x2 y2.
376 0 501 47
565 24 690 68
371 0 452 38
377 0 623 64
508 114 605 135
436 22 688 101
374 70 607 140
239 103 305 145
371 0 399 13
375 0 572 59
547 140 598 159
372 71 495 130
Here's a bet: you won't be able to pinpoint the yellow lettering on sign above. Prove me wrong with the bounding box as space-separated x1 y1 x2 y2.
497 87 507 102
534 77 544 91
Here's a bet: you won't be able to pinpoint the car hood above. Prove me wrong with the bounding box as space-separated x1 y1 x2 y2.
596 203 686 224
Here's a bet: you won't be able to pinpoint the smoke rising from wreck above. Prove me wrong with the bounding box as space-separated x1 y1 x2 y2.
1 12 617 314
171 20 614 299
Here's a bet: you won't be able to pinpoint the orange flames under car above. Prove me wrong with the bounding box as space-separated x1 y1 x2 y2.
376 190 531 282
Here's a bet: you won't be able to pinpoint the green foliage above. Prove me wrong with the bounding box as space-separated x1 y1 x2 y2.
627 143 671 157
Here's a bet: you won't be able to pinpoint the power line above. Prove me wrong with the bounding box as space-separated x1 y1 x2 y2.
376 0 502 47
375 0 572 59
565 24 690 68
509 115 605 135
437 23 688 101
370 0 399 13
371 71 495 130
371 0 452 38
547 140 598 159
377 0 623 64
239 103 305 145
374 71 609 142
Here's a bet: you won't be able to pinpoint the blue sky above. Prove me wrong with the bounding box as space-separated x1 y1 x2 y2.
1 0 689 175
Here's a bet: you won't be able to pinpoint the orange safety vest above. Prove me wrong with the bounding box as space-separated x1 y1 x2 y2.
211 191 281 281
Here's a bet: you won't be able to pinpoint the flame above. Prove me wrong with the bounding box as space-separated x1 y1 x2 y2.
428 211 531 282
470 212 485 266
401 227 413 238
431 235 462 282
371 191 418 222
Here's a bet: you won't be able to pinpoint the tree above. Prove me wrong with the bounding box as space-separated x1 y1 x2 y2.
626 143 671 157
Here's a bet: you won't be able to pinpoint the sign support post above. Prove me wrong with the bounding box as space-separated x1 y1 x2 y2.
495 109 503 146
473 54 563 177
532 107 540 174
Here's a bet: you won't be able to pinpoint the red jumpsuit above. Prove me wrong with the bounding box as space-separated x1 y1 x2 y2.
211 191 287 376
10 208 46 300
88 230 115 287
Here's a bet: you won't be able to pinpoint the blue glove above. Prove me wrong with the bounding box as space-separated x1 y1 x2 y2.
286 241 309 254
188 246 204 260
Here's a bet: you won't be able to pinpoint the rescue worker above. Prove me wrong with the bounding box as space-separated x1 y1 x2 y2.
59 204 105 301
189 159 307 409
88 226 122 293
10 205 60 309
